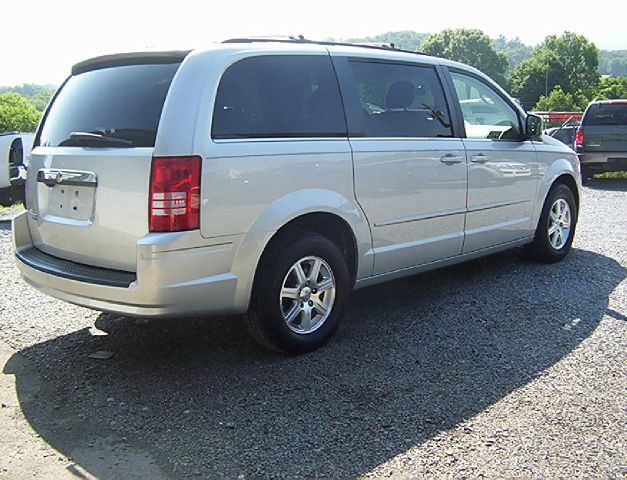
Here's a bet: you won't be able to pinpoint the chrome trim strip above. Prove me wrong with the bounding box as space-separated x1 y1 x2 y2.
374 198 530 228
36 169 98 187
466 198 529 213
375 206 467 227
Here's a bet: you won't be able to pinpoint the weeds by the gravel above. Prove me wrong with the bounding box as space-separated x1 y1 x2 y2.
0 201 23 214
596 172 627 179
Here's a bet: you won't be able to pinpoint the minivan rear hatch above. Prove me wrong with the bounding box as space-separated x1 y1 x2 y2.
26 52 188 272
581 101 627 152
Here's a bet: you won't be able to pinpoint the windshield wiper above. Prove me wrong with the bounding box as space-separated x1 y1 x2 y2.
59 132 134 147
422 104 451 128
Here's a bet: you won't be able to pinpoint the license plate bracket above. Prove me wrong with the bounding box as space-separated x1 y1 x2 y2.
42 183 95 222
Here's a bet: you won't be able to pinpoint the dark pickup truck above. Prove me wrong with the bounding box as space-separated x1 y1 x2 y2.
576 100 627 183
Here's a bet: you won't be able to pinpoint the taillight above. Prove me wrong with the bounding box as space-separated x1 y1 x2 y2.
575 129 584 148
149 156 201 232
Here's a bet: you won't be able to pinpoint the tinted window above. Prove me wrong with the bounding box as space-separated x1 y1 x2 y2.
551 127 576 146
451 72 521 140
39 63 180 147
8 138 23 166
583 102 627 126
212 56 346 139
347 61 453 138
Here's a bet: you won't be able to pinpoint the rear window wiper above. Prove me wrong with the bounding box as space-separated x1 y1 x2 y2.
59 132 134 147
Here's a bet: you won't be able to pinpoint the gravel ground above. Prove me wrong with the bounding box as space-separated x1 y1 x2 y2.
0 179 625 478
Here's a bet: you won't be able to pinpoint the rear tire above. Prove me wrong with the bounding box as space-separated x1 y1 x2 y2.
0 186 24 207
245 232 350 354
580 164 592 185
526 184 578 263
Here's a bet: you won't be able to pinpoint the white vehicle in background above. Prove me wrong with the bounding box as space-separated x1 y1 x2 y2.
0 132 34 206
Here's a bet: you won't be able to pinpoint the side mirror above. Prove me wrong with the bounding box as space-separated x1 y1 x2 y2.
525 114 543 139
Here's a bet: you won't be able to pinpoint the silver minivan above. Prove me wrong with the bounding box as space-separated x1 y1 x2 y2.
13 39 581 353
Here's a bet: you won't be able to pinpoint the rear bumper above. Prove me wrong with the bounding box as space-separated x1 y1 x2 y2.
578 152 627 171
12 212 251 318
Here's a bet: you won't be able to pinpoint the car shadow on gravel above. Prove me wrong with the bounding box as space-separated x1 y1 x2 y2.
586 177 627 192
4 247 625 478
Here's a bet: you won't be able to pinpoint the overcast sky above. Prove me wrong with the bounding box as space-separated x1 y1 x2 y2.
2 0 626 86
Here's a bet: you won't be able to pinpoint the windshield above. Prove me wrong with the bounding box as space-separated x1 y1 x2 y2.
38 63 180 147
583 102 627 126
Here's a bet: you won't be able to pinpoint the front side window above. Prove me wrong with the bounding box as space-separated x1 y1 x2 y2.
450 72 521 141
212 55 347 139
347 60 453 138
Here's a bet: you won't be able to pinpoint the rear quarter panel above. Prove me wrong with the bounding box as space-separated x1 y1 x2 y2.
158 46 374 307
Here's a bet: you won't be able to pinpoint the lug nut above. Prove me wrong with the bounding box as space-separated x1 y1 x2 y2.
312 289 317 294
308 301 313 306
300 302 304 308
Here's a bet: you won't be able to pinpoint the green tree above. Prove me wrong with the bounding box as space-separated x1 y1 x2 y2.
421 29 508 85
0 83 56 112
535 85 587 111
492 35 532 74
598 50 627 76
0 93 41 132
341 31 429 52
510 32 600 109
28 87 55 112
594 76 627 99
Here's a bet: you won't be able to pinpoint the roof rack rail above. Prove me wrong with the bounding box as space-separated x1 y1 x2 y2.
222 36 427 56
223 35 309 44
223 35 308 43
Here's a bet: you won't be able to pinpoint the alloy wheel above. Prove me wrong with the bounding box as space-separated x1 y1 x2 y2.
279 256 336 334
548 198 571 250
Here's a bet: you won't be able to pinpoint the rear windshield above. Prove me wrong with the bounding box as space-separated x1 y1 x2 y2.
38 63 180 147
583 102 627 126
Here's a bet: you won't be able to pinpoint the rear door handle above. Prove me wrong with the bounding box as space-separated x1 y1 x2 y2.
470 154 489 163
440 154 464 164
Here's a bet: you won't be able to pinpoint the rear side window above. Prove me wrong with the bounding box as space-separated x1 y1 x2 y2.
38 63 180 147
583 102 627 126
212 55 347 139
347 60 453 138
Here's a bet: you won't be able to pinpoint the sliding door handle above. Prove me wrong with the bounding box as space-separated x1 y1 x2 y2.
440 154 464 164
470 154 489 163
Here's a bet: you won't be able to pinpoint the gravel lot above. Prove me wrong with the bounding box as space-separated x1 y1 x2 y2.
1 179 625 478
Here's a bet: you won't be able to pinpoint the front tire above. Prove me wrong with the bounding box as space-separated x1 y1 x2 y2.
526 184 578 263
245 232 350 354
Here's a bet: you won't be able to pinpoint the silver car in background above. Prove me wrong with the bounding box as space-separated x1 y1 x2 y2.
13 39 581 353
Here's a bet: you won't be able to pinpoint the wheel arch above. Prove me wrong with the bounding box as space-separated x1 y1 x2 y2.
230 189 373 311
552 173 580 209
534 157 581 223
259 212 360 286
